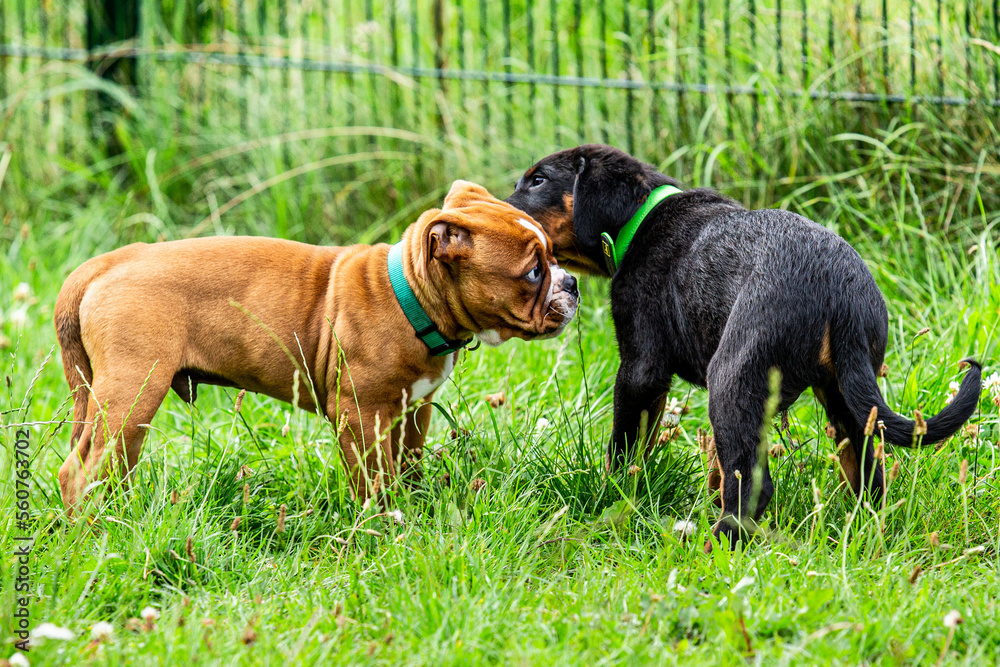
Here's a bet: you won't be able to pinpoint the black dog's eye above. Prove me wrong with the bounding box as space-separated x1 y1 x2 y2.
524 262 542 283
530 174 547 188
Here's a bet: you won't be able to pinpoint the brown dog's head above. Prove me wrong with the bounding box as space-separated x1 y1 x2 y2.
413 180 579 345
505 144 683 277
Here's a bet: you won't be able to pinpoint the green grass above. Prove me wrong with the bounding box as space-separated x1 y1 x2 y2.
3 3 1000 662
2 179 1000 664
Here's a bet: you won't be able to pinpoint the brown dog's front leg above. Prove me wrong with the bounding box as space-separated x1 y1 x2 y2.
398 401 433 485
331 399 401 503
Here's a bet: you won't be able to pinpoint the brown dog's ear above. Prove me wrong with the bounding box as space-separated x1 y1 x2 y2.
425 213 473 264
443 180 494 209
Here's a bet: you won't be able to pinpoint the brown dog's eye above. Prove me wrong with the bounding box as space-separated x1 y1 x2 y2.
530 175 547 188
524 262 542 283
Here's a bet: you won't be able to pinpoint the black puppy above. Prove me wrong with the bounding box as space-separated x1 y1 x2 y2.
507 144 982 546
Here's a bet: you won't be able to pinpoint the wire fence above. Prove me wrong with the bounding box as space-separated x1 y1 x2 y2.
2 0 999 170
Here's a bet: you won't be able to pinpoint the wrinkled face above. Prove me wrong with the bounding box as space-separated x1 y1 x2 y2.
423 180 579 344
505 149 605 275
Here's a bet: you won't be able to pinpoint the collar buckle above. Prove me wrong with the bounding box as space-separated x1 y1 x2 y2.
427 338 472 356
600 232 617 274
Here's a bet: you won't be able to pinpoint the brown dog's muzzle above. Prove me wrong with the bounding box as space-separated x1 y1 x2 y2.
538 265 579 337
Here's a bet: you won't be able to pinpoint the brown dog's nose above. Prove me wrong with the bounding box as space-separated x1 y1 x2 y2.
564 274 578 296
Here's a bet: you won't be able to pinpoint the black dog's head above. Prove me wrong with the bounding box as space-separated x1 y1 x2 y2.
506 144 681 276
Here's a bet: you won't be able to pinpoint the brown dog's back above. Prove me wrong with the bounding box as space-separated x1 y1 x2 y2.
56 238 343 413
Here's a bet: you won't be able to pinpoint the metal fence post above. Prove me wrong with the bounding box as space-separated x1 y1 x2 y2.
86 0 139 152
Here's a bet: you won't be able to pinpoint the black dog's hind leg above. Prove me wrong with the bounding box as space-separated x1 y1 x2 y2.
706 347 776 548
815 382 885 502
607 373 669 472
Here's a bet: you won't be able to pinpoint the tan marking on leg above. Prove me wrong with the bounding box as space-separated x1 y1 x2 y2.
698 429 723 508
819 322 834 372
837 437 862 496
714 458 725 512
643 394 668 457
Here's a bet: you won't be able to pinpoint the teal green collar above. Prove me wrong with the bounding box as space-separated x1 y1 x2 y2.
600 184 683 274
387 242 471 356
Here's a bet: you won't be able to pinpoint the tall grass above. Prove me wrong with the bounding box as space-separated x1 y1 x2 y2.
1 2 999 664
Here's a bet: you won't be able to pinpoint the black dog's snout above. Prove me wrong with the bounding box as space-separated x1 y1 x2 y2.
564 274 578 296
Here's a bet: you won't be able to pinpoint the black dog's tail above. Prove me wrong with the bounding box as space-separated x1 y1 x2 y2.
837 348 982 447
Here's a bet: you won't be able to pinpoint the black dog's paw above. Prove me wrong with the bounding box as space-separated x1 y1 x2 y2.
604 437 639 475
709 514 761 551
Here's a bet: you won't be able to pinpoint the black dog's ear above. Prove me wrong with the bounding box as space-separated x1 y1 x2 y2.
571 155 586 214
571 148 649 259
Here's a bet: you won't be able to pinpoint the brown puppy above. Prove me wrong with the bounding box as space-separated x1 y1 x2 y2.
55 181 579 512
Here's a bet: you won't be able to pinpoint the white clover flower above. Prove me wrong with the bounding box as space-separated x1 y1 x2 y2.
140 607 160 622
30 622 75 640
12 282 31 302
661 411 681 428
8 307 27 329
90 621 114 642
944 380 961 405
672 520 696 538
9 652 30 667
943 610 963 628
985 372 1000 397
535 417 550 431
387 509 404 525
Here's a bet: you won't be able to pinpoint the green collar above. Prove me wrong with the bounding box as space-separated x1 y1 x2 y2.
600 184 683 274
387 242 471 356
